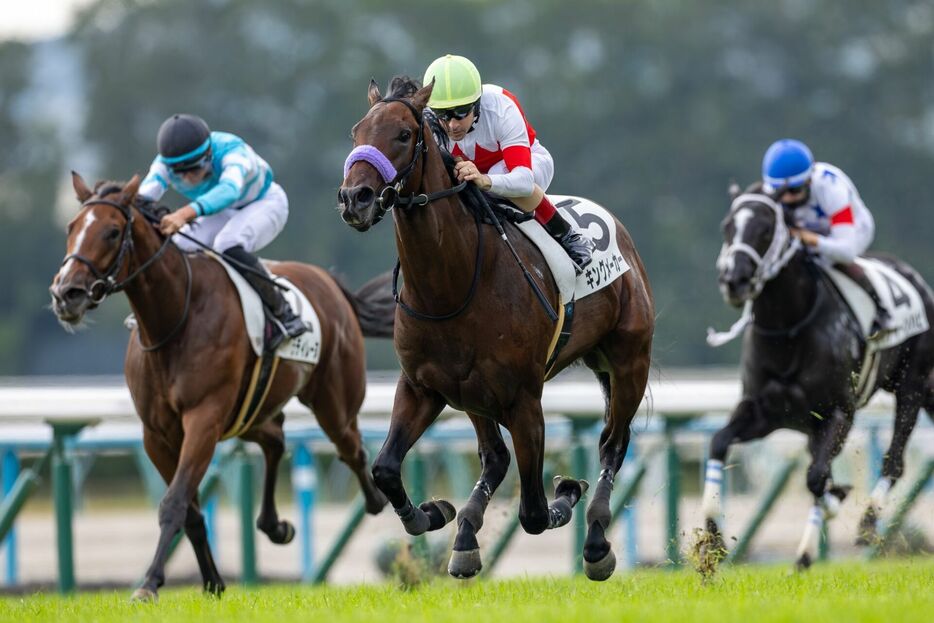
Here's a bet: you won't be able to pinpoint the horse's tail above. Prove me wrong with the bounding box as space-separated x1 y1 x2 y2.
333 271 395 338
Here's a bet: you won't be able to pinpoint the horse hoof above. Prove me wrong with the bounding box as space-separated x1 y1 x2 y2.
448 548 483 579
203 579 226 597
420 499 456 531
553 476 588 503
130 587 158 603
277 521 296 545
794 553 812 572
365 490 389 515
583 548 616 582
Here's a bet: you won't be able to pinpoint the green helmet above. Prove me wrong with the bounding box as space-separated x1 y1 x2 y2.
423 54 482 109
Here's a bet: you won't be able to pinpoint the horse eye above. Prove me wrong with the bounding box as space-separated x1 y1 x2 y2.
105 227 121 241
398 130 412 142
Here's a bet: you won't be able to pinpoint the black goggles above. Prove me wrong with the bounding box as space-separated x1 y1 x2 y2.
435 103 476 122
170 152 212 174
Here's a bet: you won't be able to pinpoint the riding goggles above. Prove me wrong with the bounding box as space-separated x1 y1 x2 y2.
170 151 212 174
435 102 476 122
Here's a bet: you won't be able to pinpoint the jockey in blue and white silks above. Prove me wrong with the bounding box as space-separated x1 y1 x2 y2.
138 113 306 349
761 138 891 337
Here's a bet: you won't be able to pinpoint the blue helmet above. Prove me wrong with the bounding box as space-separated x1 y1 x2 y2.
762 139 814 191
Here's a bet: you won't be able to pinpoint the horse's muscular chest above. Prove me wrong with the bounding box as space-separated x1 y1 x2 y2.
396 325 536 413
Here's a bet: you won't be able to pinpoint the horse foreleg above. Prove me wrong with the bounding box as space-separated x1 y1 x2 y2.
240 413 294 545
134 408 222 601
696 398 772 573
448 412 511 579
506 395 587 536
795 408 853 571
858 388 924 545
372 376 454 535
137 428 224 599
303 379 387 515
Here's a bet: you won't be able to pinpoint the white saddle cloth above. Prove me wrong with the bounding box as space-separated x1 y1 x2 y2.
515 195 631 303
209 252 322 364
823 257 929 353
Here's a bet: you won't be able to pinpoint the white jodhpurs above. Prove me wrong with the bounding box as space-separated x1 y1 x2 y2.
174 182 289 253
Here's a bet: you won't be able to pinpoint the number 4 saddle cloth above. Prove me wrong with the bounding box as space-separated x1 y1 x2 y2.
823 257 929 352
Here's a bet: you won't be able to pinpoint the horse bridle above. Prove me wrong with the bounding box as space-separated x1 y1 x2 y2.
717 193 802 299
62 196 192 351
363 98 469 223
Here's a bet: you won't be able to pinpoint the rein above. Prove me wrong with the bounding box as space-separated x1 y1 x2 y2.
752 261 825 339
63 197 192 351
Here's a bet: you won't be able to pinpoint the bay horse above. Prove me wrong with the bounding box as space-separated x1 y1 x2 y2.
698 188 934 571
50 173 391 600
337 77 654 580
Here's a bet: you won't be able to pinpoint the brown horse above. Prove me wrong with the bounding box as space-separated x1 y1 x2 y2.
338 77 654 581
50 173 390 600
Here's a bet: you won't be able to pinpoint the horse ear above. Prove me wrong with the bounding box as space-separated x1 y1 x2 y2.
728 180 741 200
71 171 93 202
411 78 434 111
121 174 141 204
367 79 382 107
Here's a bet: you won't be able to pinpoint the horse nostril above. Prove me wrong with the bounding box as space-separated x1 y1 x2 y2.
350 186 375 207
64 287 86 303
338 188 350 207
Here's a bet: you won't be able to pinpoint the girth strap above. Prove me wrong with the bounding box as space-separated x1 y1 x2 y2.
222 352 281 440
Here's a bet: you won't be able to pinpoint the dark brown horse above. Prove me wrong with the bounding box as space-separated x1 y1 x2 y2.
338 77 654 580
50 173 391 600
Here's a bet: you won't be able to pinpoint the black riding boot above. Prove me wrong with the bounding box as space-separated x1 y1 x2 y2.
543 212 595 274
225 246 307 351
836 262 894 339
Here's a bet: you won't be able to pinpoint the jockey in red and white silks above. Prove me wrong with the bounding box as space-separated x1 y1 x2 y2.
423 54 594 272
447 84 555 199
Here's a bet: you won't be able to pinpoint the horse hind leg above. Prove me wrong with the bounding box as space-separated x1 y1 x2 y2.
857 385 925 546
448 413 511 579
241 413 295 545
582 358 648 581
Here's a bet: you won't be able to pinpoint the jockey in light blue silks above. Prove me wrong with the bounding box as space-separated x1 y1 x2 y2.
137 113 306 349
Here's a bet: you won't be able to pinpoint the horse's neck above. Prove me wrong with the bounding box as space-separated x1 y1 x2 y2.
394 146 483 311
753 250 819 331
121 218 191 347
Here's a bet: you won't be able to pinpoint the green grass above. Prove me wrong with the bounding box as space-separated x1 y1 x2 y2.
1 559 933 623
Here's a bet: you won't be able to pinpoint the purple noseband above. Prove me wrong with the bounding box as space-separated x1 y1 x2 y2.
343 145 397 183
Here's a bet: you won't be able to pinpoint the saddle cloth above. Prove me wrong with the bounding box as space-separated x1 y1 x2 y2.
515 195 631 303
823 257 929 353
209 252 322 364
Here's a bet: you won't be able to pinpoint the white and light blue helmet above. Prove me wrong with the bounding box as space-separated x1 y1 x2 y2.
762 139 814 192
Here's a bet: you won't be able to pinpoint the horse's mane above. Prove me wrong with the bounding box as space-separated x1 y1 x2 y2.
94 180 124 197
384 75 506 219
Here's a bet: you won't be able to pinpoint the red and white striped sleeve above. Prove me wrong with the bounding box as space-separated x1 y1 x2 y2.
486 91 535 197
